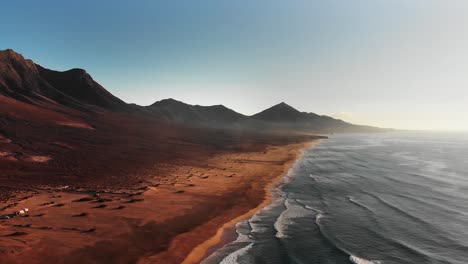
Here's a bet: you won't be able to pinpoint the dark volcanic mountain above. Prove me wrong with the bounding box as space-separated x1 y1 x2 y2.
249 102 386 133
0 49 127 111
251 102 303 122
144 100 387 133
144 98 246 126
36 66 127 110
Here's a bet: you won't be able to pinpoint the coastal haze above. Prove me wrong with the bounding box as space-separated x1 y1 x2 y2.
1 1 467 264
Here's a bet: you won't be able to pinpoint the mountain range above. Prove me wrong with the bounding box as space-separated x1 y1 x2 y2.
0 49 387 134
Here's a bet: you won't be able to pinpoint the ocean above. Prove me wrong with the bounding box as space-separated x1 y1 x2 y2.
202 132 468 264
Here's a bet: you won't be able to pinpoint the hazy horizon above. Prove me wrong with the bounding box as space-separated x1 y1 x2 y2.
2 1 468 131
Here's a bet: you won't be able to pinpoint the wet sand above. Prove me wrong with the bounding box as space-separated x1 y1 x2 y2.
0 141 315 264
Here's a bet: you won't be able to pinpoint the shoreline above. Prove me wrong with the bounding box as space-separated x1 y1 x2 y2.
181 140 317 264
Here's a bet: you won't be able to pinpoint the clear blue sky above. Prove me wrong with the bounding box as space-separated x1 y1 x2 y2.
2 1 468 130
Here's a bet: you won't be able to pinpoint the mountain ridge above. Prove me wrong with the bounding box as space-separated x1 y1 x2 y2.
0 49 389 133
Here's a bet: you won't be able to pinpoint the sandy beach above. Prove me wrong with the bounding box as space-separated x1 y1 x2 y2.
0 140 315 264
180 141 315 264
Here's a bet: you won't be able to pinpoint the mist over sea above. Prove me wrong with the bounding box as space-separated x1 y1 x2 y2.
203 132 468 264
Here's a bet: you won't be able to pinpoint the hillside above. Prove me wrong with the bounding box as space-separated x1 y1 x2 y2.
144 98 245 126
0 49 127 111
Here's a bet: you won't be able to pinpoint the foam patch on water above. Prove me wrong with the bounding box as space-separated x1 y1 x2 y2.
233 220 253 243
349 255 382 264
274 199 315 238
248 195 284 235
309 174 318 181
219 243 253 264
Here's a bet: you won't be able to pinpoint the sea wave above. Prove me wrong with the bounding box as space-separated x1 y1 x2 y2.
347 196 375 215
273 199 290 238
273 198 315 238
295 198 323 213
364 191 439 229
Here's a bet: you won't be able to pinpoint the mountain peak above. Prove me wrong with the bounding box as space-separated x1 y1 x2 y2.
150 98 186 107
252 102 303 122
0 49 42 95
272 102 297 110
0 48 36 67
264 102 301 114
66 68 88 74
1 48 21 57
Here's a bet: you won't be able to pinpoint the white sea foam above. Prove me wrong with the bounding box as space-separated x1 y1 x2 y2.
233 220 252 243
349 255 382 264
249 196 284 234
295 199 322 213
274 199 315 238
273 201 290 238
219 243 253 264
315 213 323 225
305 205 319 211
273 199 298 238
